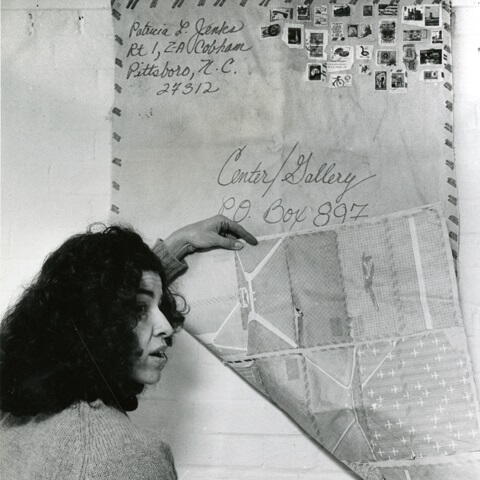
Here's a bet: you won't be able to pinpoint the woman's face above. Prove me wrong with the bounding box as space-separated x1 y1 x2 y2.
131 271 174 385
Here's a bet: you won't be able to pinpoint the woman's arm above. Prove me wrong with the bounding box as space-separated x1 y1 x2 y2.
163 214 257 260
153 215 257 283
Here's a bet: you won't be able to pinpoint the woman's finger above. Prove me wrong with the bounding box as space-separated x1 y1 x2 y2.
220 218 258 245
214 234 246 250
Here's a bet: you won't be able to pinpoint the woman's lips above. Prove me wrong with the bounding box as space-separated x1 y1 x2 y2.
148 349 168 366
149 345 167 357
149 350 166 357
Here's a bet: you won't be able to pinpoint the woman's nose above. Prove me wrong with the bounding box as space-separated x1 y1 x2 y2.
153 308 174 339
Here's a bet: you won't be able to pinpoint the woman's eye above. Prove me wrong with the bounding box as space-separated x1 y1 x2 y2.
136 304 149 318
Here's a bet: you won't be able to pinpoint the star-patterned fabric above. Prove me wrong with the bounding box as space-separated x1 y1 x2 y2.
181 205 480 478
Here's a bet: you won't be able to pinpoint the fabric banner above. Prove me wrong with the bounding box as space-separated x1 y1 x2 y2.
109 1 476 478
177 205 480 478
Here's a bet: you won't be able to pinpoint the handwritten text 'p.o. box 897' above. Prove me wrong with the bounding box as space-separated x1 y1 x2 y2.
110 2 476 478
110 0 458 254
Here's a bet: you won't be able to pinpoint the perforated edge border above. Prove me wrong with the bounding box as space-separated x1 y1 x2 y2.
109 0 460 264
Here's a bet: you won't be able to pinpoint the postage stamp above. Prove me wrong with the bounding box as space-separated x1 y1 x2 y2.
363 5 373 16
309 44 326 59
358 63 372 75
391 70 408 90
431 30 443 44
358 23 373 39
377 50 397 66
328 72 353 88
333 4 352 17
347 24 358 38
307 62 327 82
283 24 304 48
421 69 445 82
330 22 346 42
403 29 428 42
375 71 387 90
328 45 354 71
402 5 424 26
379 21 396 45
261 24 281 38
356 44 374 61
424 5 441 28
378 3 399 16
313 6 328 26
270 8 293 22
330 45 354 62
307 29 328 46
297 5 311 22
420 48 443 65
402 44 418 71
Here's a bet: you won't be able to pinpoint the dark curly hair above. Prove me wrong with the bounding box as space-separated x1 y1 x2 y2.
0 225 185 416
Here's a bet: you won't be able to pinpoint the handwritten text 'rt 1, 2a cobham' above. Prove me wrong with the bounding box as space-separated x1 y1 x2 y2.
125 17 252 96
216 143 377 230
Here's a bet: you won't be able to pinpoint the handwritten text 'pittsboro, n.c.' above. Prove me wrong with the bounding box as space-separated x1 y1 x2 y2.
124 17 252 96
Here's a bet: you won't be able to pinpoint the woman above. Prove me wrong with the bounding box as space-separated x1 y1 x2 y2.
0 215 257 479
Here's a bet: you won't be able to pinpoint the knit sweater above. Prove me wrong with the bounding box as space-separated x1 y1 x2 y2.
0 401 177 480
0 240 188 480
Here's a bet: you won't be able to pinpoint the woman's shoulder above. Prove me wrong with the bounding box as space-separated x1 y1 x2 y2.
0 401 176 480
86 399 173 448
81 400 177 478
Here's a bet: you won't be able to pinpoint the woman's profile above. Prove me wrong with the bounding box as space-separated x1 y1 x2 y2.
0 216 256 479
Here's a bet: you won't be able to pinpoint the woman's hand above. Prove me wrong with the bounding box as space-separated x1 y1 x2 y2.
164 215 258 260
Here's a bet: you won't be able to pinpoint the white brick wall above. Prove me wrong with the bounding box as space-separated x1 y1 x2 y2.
1 2 479 479
1 1 113 309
